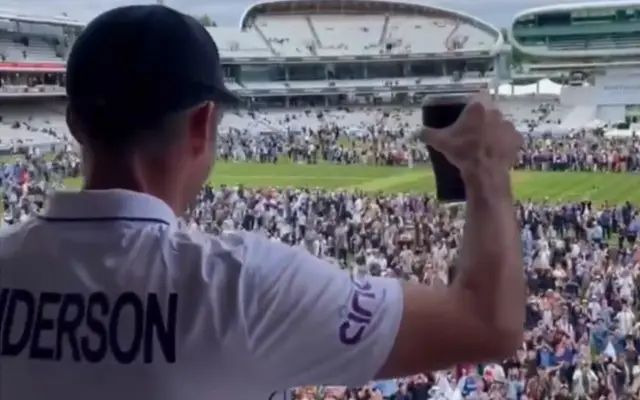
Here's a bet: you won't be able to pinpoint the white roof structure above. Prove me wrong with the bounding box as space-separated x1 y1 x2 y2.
0 10 84 27
240 0 500 35
510 0 640 59
231 0 502 59
0 1 502 100
207 27 273 58
0 1 503 67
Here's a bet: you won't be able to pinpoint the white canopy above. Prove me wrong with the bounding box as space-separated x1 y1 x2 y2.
584 119 606 130
497 78 563 97
538 78 562 95
530 124 572 137
604 128 634 138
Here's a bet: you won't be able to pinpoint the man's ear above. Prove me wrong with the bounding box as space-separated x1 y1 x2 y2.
187 102 215 156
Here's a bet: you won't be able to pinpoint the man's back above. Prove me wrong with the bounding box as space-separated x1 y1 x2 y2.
0 191 245 399
0 190 402 400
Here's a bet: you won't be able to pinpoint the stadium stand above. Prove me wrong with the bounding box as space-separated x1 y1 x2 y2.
240 0 501 58
241 76 491 91
252 15 319 56
451 21 496 51
385 16 453 54
560 105 598 131
511 2 640 58
0 100 67 141
207 27 274 58
0 36 62 63
0 125 60 152
311 15 384 56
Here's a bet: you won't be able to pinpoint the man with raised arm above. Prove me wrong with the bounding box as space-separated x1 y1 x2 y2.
0 5 524 400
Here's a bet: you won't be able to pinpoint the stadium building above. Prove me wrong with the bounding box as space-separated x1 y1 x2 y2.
0 0 505 106
0 12 82 154
217 0 503 107
512 0 640 61
3 0 640 154
511 1 640 124
0 0 509 154
0 11 81 95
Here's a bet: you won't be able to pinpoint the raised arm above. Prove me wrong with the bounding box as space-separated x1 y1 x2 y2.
237 102 524 388
377 98 525 377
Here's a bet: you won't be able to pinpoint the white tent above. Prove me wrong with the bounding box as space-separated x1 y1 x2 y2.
497 83 514 96
497 78 564 97
530 123 572 137
513 83 539 96
538 78 562 95
604 128 634 138
584 119 606 130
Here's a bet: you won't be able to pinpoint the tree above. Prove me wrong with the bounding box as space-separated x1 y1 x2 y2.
197 14 217 27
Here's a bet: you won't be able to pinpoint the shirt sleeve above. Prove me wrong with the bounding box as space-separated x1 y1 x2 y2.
238 232 403 389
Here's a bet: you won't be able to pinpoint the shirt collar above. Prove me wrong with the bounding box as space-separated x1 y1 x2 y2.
41 189 178 226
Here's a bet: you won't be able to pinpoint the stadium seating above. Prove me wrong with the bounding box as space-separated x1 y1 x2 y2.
547 39 588 51
242 76 489 91
0 125 60 150
252 15 318 57
545 35 640 52
243 14 497 58
217 100 572 136
241 81 288 90
451 23 496 51
223 78 244 91
561 105 597 131
497 98 571 129
586 36 640 50
0 97 580 153
0 36 62 63
208 27 273 58
311 15 384 56
0 101 68 151
385 17 455 54
387 17 494 54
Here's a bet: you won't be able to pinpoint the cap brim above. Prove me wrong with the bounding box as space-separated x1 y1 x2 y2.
215 86 241 106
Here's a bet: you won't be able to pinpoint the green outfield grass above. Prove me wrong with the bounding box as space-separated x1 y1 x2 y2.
58 162 640 204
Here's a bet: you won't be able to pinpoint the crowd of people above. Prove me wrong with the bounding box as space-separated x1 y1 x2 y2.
2 140 640 399
181 184 640 400
2 98 640 173
0 151 79 224
217 125 428 166
1 100 640 399
215 122 640 174
518 136 640 173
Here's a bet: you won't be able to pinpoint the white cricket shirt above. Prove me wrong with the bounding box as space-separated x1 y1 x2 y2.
0 189 403 400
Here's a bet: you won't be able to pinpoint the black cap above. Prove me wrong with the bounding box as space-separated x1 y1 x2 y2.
67 5 239 129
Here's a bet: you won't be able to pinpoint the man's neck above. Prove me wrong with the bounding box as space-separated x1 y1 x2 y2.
84 167 144 193
82 155 184 215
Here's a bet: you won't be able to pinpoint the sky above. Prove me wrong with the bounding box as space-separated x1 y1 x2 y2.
0 0 612 28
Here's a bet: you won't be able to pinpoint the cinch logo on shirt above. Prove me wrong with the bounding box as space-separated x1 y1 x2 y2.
339 276 378 345
0 289 178 364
